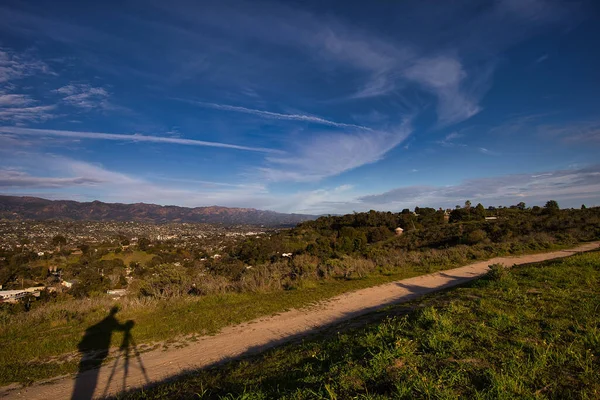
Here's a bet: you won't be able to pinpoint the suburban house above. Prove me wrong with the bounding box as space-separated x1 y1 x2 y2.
0 287 43 303
107 289 127 298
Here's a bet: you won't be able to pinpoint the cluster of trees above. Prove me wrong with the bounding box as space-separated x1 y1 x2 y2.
181 201 599 294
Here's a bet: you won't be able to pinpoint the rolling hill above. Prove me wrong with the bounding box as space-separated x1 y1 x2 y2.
0 195 316 226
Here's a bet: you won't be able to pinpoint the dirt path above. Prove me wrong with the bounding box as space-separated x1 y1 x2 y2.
2 242 599 399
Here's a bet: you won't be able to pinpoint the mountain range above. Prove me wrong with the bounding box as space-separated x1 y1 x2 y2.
0 195 316 226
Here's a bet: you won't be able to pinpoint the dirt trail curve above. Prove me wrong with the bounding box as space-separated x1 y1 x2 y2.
2 242 599 400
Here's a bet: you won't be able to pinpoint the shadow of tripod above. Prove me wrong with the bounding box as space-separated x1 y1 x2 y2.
102 320 150 397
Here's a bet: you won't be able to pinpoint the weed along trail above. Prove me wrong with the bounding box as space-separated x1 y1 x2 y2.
3 242 599 400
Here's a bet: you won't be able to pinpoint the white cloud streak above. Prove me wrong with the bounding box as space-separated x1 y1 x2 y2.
260 119 412 182
186 101 372 130
537 121 600 143
55 83 113 110
404 56 482 125
0 49 58 123
0 127 282 154
0 48 53 83
0 104 57 124
0 93 56 125
0 94 34 107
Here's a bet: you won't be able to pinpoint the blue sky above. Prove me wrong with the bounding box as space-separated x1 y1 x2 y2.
1 0 599 214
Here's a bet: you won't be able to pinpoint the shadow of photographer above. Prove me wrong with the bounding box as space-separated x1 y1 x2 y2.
72 306 148 400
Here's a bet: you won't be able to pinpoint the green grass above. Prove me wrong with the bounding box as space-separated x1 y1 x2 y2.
101 250 155 265
0 242 587 386
120 251 600 399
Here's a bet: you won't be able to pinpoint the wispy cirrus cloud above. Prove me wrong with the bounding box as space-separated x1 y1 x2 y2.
322 37 490 125
404 56 488 126
315 29 409 99
487 115 600 144
0 50 58 123
260 119 412 182
537 120 600 143
0 126 281 153
0 98 56 124
55 83 112 110
0 94 34 107
478 147 500 156
436 131 467 148
0 47 53 83
183 100 372 130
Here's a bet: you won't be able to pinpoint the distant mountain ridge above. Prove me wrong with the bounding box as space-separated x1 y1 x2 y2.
0 195 316 226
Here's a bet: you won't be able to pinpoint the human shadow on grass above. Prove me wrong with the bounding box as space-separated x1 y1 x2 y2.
72 306 148 400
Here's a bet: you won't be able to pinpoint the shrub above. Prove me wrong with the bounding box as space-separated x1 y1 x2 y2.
291 254 320 279
487 263 508 281
130 263 190 298
466 229 488 244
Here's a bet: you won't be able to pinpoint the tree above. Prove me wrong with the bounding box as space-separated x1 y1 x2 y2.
545 200 559 211
581 204 587 210
517 202 526 210
449 208 469 223
78 243 90 255
138 237 151 251
464 200 472 210
52 235 67 250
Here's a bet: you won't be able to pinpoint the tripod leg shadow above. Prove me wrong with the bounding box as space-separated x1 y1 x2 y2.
101 320 150 398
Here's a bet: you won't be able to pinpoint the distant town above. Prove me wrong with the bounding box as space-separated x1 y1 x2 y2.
0 219 272 303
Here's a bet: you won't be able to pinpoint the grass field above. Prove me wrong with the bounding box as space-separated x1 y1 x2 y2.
0 243 587 386
121 251 600 399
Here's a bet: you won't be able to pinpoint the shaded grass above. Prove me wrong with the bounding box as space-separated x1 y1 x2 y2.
120 251 600 400
0 242 587 386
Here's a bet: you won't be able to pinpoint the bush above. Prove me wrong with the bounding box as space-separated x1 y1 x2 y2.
466 229 487 244
487 263 508 281
130 263 190 298
291 254 320 278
